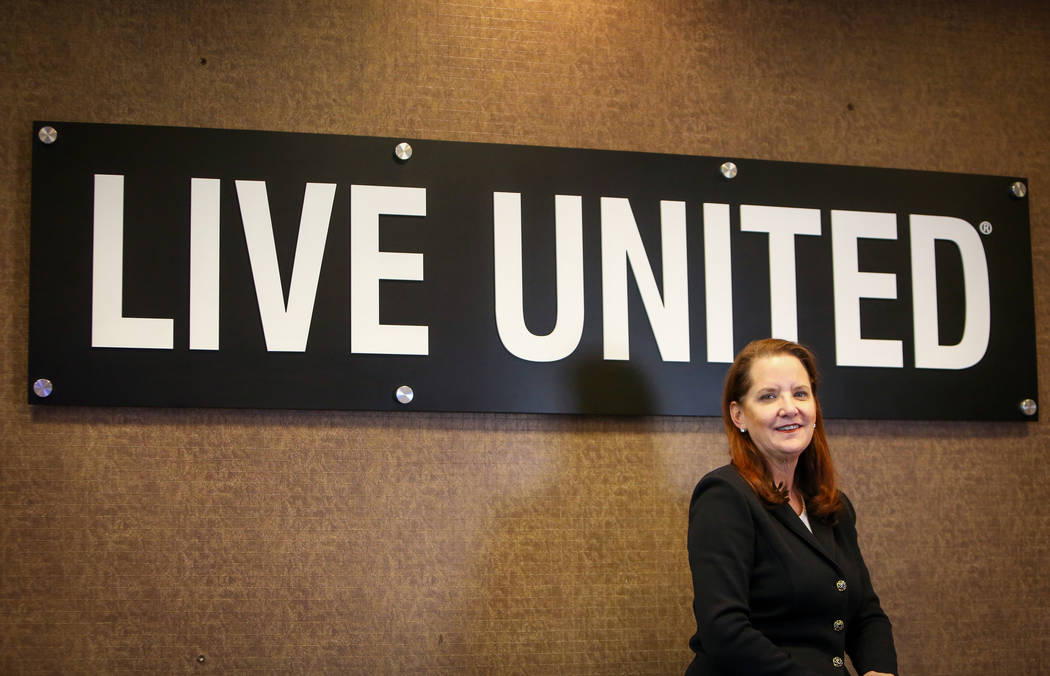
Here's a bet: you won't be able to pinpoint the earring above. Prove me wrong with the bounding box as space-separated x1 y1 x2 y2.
812 423 816 428
739 427 746 433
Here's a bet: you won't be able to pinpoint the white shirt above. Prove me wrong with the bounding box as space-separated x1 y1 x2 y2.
798 502 812 532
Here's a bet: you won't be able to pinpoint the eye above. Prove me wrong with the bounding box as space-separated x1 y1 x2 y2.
794 390 809 399
759 392 776 401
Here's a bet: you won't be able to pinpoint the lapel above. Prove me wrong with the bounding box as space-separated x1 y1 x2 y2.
771 503 843 575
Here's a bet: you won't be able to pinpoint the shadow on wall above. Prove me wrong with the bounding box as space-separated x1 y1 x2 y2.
440 358 691 673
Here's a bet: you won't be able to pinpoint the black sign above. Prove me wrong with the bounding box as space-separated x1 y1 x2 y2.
28 122 1037 419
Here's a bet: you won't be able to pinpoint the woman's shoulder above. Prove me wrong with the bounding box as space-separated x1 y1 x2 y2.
694 463 745 489
689 464 758 509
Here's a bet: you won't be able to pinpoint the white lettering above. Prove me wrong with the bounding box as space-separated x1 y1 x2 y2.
601 198 689 361
493 192 584 361
91 174 174 349
350 185 428 355
703 203 734 363
190 178 220 350
740 205 821 342
235 180 336 352
910 215 990 369
831 210 903 367
88 175 1000 377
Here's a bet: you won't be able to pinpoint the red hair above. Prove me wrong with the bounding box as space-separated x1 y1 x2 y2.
721 338 842 518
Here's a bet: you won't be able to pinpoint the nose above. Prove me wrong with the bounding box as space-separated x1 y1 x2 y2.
779 394 798 416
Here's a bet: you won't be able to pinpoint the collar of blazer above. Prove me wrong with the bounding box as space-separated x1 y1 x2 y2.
770 502 844 575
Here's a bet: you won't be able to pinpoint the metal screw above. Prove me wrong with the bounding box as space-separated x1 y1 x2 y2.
978 221 993 235
720 161 738 179
395 385 414 404
197 654 206 664
394 142 413 161
1019 398 1037 416
38 126 58 144
1010 181 1027 199
32 379 53 398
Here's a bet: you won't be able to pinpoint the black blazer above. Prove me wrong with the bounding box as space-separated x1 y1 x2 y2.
686 465 897 676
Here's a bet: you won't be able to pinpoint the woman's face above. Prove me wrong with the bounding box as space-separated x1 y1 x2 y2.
730 354 817 465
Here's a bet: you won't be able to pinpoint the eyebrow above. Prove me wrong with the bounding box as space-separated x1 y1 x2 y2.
753 384 811 394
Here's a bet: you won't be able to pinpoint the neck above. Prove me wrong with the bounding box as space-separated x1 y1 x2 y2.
768 457 799 495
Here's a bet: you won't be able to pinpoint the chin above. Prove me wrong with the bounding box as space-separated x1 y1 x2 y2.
777 443 809 457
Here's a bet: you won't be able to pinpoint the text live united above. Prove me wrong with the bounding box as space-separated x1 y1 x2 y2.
92 174 990 371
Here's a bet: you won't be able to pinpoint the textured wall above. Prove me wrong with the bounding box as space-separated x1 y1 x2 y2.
2 1 1049 674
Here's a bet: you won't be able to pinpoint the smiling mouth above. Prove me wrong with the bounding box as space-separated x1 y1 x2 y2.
775 424 802 432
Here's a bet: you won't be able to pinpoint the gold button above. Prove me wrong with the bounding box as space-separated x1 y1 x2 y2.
833 619 845 632
832 656 844 668
835 579 847 592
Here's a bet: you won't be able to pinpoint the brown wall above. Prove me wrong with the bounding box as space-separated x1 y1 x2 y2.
3 1 1049 673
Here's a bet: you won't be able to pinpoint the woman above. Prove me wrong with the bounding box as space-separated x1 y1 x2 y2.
686 338 897 676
